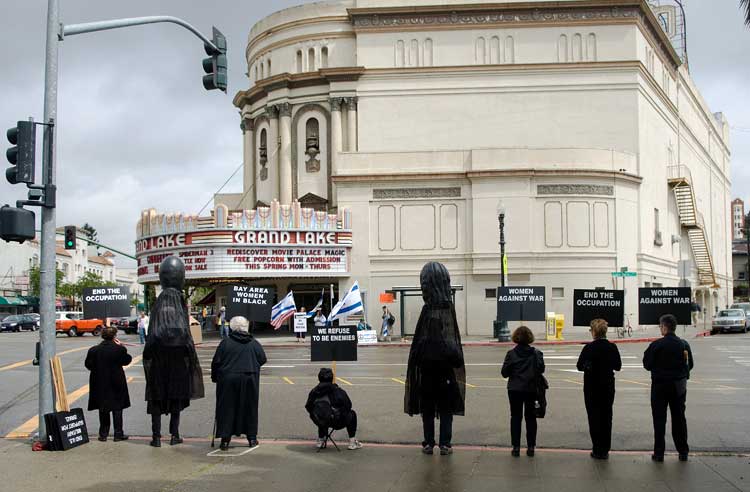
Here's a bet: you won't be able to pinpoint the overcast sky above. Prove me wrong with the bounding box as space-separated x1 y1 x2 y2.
0 0 748 267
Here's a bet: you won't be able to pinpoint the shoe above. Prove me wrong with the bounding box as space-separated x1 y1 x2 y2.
97 436 107 442
679 454 688 462
316 438 325 449
170 435 183 446
651 454 664 462
219 440 230 451
526 447 535 457
348 439 363 450
113 435 129 442
590 451 609 460
422 445 434 455
511 447 520 457
149 437 161 448
248 439 259 448
439 445 453 455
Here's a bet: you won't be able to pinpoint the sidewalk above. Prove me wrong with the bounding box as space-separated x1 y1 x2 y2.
1 437 747 492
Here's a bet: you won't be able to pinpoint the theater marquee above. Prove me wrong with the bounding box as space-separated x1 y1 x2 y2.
135 201 353 283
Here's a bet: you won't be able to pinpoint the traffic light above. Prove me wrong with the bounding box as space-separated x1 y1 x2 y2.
64 225 76 250
0 205 35 243
202 27 227 92
6 120 36 185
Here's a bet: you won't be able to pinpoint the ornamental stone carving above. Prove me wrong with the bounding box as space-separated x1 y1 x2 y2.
329 97 345 112
266 105 279 118
373 187 462 200
345 97 358 111
537 184 614 196
277 102 292 118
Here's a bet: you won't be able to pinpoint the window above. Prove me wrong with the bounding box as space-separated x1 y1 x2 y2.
740 272 746 280
260 61 264 79
654 208 663 246
296 50 303 72
267 59 271 77
308 48 316 71
395 40 405 67
475 37 486 64
485 288 497 299
321 47 329 68
304 118 321 173
552 287 564 298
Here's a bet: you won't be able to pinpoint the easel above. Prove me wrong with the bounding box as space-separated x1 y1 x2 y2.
51 356 70 412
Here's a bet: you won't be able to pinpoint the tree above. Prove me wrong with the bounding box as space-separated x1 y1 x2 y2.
81 223 98 243
743 0 750 26
28 266 64 297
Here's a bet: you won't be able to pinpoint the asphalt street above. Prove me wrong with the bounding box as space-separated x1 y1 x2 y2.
1 330 749 452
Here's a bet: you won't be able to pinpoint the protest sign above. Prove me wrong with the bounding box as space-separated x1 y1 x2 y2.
311 325 357 362
294 313 308 333
357 330 378 345
44 408 89 451
226 285 275 322
497 286 546 321
82 286 130 320
573 289 625 327
638 287 692 325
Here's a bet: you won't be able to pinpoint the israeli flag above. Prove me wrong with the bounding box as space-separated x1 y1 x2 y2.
271 291 297 330
307 289 324 318
328 281 363 322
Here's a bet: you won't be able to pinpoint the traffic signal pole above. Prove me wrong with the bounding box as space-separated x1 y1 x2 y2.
32 3 225 443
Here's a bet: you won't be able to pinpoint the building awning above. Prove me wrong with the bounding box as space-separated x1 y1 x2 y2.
195 290 216 306
0 296 39 306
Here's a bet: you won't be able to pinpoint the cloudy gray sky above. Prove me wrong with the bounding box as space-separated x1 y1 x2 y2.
0 0 748 267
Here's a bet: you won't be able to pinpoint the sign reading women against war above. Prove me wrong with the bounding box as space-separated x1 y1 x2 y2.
573 289 625 327
226 285 275 322
82 286 131 319
311 325 357 362
497 287 546 321
638 287 692 325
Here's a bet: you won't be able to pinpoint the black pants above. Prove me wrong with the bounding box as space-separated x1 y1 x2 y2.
151 411 180 437
508 390 537 448
422 408 453 447
98 409 124 438
584 385 615 455
318 410 358 439
651 378 689 456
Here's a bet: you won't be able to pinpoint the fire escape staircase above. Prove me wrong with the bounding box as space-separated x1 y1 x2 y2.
667 165 718 287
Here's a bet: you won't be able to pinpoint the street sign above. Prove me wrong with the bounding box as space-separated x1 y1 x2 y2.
611 271 637 277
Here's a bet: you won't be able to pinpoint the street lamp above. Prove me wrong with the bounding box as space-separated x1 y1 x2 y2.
493 201 510 342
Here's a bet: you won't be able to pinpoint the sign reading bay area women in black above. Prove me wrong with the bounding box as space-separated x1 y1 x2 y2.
498 287 546 321
573 289 625 327
226 285 275 322
82 286 131 320
311 325 357 362
638 287 692 325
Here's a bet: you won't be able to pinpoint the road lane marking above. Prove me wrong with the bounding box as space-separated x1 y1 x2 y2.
0 346 91 373
563 378 583 386
391 378 405 385
207 444 260 457
282 377 295 385
621 379 649 387
336 377 353 386
463 381 477 388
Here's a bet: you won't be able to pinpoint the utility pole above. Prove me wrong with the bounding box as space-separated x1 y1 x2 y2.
31 3 227 443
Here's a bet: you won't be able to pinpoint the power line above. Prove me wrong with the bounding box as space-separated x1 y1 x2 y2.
196 162 243 216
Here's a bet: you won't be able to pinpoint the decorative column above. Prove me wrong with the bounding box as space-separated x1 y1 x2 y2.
240 118 255 208
279 102 293 205
346 97 358 152
329 97 344 207
267 105 280 202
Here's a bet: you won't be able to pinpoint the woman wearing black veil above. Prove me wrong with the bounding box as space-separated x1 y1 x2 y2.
404 262 466 455
144 256 204 447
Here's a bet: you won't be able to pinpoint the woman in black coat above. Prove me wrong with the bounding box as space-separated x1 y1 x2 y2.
501 325 544 457
85 326 132 442
211 316 267 450
404 262 466 456
577 318 622 459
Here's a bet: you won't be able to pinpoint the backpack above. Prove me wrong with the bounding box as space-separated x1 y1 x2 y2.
310 393 339 429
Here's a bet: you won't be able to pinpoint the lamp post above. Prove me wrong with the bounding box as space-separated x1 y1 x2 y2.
493 201 510 342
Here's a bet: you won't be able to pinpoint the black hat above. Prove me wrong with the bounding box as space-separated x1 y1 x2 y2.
318 367 334 383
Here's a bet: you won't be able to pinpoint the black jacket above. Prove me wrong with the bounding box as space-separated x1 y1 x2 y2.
576 338 622 389
643 333 694 382
211 331 267 383
501 345 544 393
305 382 353 427
85 340 132 411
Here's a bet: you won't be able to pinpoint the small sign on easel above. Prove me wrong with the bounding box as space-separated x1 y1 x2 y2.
44 356 89 451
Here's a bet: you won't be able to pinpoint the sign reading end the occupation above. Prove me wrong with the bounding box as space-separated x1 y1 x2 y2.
638 287 691 325
82 286 131 320
226 285 275 323
573 289 624 327
311 325 357 362
498 286 546 321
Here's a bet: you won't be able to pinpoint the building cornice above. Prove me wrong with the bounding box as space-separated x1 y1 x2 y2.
333 169 642 184
247 15 351 57
248 31 355 67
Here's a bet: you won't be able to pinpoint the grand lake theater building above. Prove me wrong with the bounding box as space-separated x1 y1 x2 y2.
136 0 732 335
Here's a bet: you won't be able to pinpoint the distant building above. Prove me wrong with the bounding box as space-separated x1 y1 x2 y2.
732 198 745 240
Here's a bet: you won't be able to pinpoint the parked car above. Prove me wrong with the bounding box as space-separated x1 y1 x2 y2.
1 315 39 332
27 313 40 322
113 316 139 335
55 312 104 337
711 309 750 334
729 302 750 317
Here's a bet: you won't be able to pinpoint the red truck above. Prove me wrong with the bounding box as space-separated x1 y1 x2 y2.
55 311 104 337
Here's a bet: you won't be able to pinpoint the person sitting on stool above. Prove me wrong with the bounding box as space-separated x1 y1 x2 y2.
305 368 362 450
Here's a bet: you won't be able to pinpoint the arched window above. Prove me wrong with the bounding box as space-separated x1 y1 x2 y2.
424 38 433 66
267 59 271 76
260 61 265 79
490 36 500 64
557 34 568 63
308 48 316 71
321 47 329 68
409 39 419 66
505 36 515 63
586 33 597 61
572 33 583 62
305 118 321 173
475 37 486 64
254 65 258 81
296 50 303 73
395 40 405 67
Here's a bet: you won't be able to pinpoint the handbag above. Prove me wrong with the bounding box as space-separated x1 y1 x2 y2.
533 349 548 418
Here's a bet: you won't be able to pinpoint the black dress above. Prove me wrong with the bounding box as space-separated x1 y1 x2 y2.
577 338 622 456
211 331 267 440
85 340 132 412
